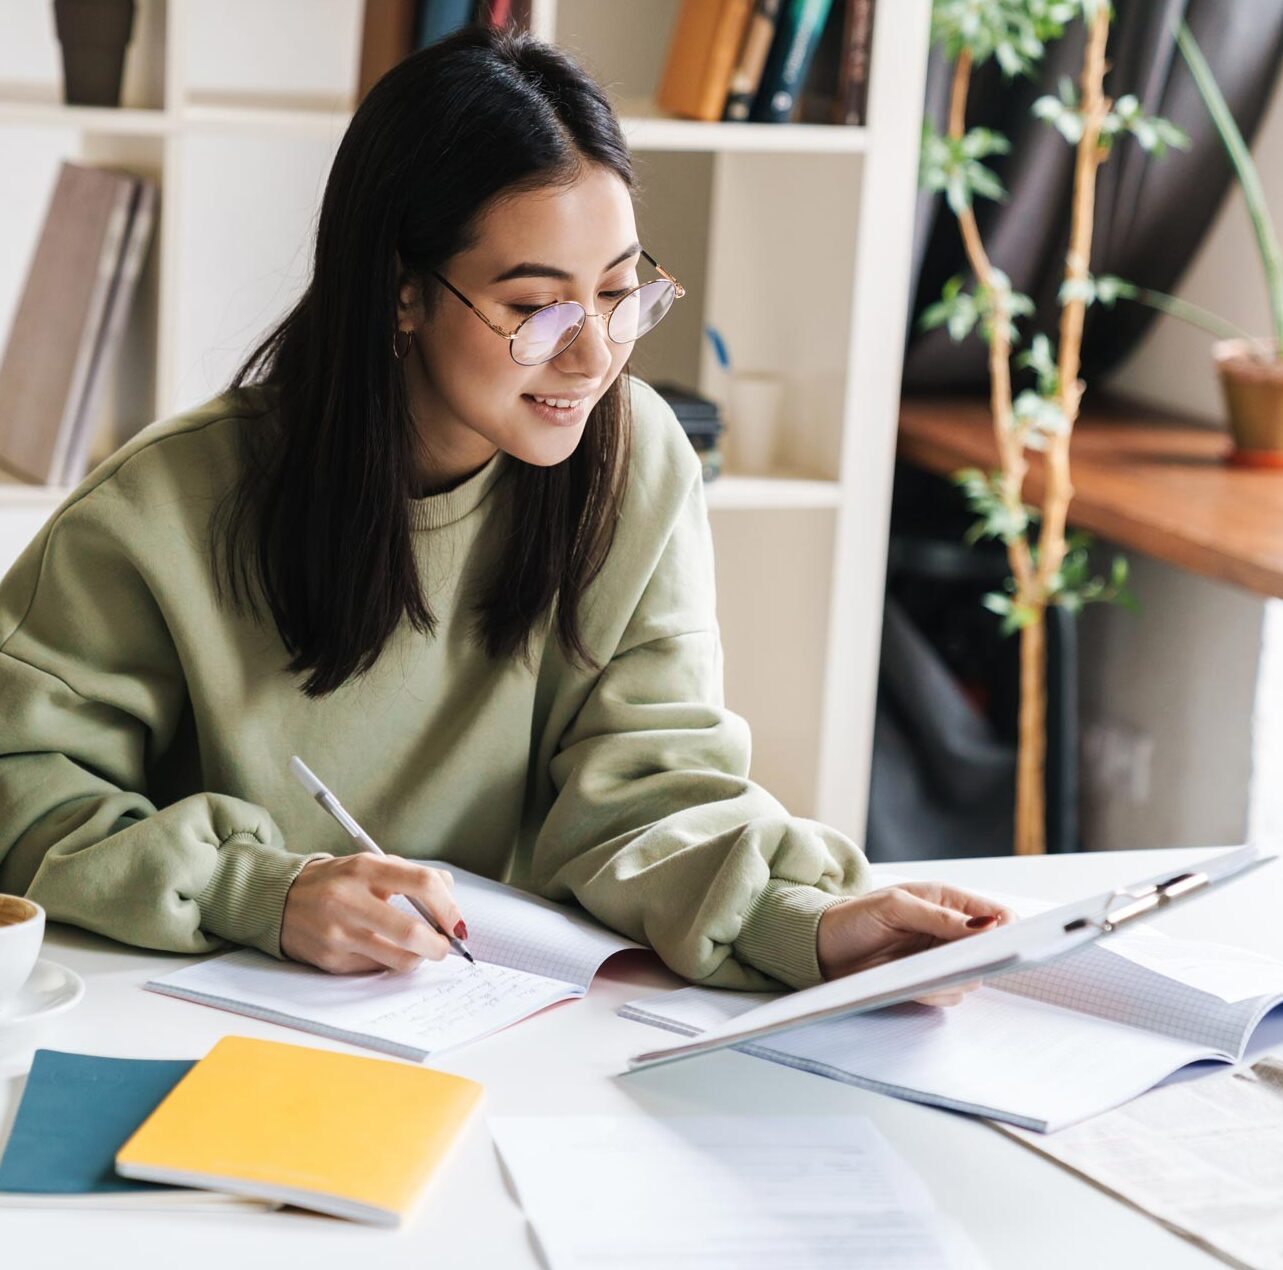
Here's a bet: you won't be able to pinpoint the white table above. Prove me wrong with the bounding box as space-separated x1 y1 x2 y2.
3 846 1278 1269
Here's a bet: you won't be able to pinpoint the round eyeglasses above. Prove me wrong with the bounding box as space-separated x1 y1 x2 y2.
431 248 686 367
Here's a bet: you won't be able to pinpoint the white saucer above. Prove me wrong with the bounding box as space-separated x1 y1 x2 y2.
0 958 85 1059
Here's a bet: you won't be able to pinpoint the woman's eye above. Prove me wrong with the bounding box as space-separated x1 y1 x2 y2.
507 303 544 315
600 288 631 300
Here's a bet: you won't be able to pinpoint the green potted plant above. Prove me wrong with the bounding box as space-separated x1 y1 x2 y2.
1071 23 1283 466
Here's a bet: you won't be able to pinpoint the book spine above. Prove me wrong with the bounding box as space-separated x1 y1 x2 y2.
60 179 157 486
48 173 135 486
357 0 418 101
832 0 874 126
722 0 783 121
658 0 755 123
485 0 513 27
749 0 835 124
416 0 474 48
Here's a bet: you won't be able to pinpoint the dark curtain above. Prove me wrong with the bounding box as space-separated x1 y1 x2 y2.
904 0 1283 389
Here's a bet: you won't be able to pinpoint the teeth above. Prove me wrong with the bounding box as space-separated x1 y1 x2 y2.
531 396 579 409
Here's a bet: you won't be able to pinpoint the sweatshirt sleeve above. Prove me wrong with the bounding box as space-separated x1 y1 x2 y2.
0 484 324 957
528 443 872 991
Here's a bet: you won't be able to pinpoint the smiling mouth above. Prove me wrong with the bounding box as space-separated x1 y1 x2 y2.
523 394 590 408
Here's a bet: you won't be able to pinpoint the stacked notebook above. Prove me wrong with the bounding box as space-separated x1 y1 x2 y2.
651 381 724 482
0 1037 483 1224
0 161 157 487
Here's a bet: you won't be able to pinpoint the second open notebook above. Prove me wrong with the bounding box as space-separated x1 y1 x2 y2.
147 865 640 1061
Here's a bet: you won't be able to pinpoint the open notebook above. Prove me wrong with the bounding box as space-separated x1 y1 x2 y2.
621 922 1283 1133
148 865 639 1061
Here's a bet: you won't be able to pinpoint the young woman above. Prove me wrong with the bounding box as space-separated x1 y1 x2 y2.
0 27 1010 995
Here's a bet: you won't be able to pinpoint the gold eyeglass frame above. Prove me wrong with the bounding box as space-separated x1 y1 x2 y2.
431 248 686 365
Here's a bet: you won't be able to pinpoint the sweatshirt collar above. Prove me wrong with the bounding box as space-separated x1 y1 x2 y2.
409 449 507 531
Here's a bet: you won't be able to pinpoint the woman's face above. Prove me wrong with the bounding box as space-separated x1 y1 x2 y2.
399 164 640 488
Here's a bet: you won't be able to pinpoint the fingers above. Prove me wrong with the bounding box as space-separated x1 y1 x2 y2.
361 857 466 943
280 855 464 975
913 979 982 1008
889 881 1017 928
880 889 986 944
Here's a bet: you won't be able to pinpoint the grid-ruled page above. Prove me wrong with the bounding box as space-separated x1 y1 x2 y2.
620 984 1224 1132
992 941 1273 1055
411 861 641 988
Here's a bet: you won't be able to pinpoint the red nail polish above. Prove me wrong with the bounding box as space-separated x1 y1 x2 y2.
966 915 996 929
453 921 468 940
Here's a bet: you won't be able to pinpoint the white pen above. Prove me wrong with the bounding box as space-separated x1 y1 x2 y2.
288 755 476 965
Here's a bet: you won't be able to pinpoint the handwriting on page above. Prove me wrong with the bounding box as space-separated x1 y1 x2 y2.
360 961 577 1052
154 947 583 1058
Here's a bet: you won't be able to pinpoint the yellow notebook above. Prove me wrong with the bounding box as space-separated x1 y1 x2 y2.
115 1036 483 1226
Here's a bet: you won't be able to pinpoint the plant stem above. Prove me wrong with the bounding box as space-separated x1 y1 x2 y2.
1176 21 1283 357
947 51 1034 597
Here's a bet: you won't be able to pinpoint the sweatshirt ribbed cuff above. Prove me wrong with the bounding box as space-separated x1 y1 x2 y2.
734 880 849 990
195 834 329 959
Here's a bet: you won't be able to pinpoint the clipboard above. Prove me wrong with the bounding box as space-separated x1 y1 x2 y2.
626 844 1274 1073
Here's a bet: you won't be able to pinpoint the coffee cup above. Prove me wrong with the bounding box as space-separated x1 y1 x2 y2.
0 895 45 1015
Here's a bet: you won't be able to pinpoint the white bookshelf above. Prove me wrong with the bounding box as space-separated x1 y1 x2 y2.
0 0 931 839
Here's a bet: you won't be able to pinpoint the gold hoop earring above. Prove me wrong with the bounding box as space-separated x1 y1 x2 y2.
393 329 413 360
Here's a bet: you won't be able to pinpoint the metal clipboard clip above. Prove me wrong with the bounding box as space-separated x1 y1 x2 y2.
1062 853 1273 937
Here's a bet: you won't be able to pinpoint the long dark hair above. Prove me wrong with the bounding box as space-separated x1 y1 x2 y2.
214 26 635 697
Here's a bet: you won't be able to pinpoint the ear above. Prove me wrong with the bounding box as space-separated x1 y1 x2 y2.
394 252 420 320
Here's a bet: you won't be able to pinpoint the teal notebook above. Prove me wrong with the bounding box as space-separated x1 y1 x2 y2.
0 1050 267 1208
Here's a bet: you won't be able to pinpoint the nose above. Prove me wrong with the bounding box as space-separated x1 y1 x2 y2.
555 310 615 379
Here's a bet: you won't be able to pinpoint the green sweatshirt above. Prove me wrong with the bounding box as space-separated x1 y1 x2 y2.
0 376 870 989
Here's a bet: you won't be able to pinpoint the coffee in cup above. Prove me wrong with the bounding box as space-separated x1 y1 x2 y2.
0 895 45 1015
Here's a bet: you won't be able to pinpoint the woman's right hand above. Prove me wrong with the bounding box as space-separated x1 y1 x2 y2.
280 855 465 974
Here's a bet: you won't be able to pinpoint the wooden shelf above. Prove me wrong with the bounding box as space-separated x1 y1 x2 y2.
615 98 868 154
898 395 1283 600
704 473 841 510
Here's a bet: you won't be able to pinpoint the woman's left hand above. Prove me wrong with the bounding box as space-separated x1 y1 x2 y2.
816 881 1017 1005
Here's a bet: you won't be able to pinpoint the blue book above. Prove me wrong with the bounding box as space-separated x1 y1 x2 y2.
750 0 835 123
416 0 475 48
0 1050 263 1208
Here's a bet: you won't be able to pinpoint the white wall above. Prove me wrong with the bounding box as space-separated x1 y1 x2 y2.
1083 60 1283 851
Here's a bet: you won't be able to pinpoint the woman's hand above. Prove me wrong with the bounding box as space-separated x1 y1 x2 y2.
280 855 465 974
816 881 1016 1006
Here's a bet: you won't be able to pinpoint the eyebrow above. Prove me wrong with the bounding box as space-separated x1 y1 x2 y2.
489 241 642 285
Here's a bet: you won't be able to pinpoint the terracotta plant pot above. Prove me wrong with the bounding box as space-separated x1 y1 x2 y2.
1214 338 1283 469
53 0 136 108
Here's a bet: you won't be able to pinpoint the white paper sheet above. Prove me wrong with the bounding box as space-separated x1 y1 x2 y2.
998 1057 1283 1270
489 1115 988 1270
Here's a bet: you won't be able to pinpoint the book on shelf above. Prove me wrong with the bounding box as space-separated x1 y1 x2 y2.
657 0 755 122
831 0 875 125
416 0 475 48
794 0 843 124
0 161 154 488
63 177 157 485
115 1036 484 1226
356 0 419 100
750 0 836 123
722 0 784 120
